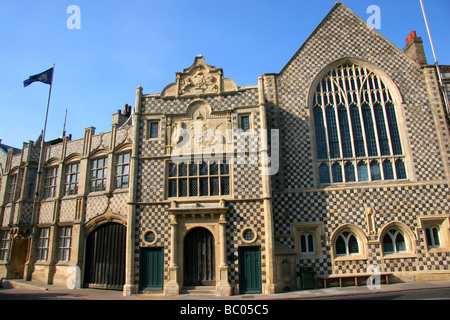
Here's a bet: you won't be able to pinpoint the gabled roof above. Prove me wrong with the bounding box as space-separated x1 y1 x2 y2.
0 143 21 156
279 2 413 75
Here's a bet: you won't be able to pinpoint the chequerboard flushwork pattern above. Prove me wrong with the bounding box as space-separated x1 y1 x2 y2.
134 60 270 291
270 2 450 280
274 3 446 189
274 183 450 275
1 1 449 294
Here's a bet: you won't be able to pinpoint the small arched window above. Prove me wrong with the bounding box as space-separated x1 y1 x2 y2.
335 231 359 256
313 63 407 184
383 229 407 254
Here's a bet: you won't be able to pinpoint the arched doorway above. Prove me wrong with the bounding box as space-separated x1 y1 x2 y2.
84 223 126 290
183 227 215 286
7 238 29 279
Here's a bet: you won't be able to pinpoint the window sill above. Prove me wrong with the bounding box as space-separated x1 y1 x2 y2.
113 188 129 195
62 194 81 200
381 253 416 260
299 253 322 259
427 247 450 254
145 137 162 142
320 179 410 188
55 261 75 266
333 255 367 262
87 191 108 197
167 195 233 202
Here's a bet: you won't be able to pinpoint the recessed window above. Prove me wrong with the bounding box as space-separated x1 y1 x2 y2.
44 166 59 198
116 153 131 189
7 174 17 203
65 163 80 196
57 227 72 262
90 157 108 192
148 121 159 139
239 114 251 132
27 169 37 199
383 229 406 254
0 230 11 261
143 230 157 244
37 228 50 261
242 228 257 243
300 233 315 254
425 226 440 249
168 160 230 198
335 231 359 256
313 63 406 184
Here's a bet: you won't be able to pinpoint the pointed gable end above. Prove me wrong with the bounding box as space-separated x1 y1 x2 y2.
279 2 419 82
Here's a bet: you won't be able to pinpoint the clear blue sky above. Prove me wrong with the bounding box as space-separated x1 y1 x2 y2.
0 0 449 149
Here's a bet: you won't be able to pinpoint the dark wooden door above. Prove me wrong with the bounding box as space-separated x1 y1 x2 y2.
84 223 126 290
184 228 215 286
140 247 164 291
239 246 262 294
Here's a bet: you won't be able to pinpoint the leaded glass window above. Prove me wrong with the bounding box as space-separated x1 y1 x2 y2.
90 157 108 192
425 226 440 249
382 229 407 254
335 231 359 256
313 63 406 184
167 160 230 198
300 233 315 254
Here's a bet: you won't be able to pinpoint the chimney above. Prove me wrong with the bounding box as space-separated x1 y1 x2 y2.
403 31 428 66
112 104 132 127
123 104 132 117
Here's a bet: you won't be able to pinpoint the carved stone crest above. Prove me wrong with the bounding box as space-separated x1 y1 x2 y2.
161 55 237 98
180 70 219 95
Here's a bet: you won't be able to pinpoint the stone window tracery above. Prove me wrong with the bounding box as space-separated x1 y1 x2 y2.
313 63 407 184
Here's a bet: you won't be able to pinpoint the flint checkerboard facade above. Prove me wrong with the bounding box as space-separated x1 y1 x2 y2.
0 3 449 295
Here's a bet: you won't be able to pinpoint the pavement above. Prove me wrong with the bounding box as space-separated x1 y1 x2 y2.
1 278 450 300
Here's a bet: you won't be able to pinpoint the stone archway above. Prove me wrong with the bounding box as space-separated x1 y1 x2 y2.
84 222 126 290
183 227 215 286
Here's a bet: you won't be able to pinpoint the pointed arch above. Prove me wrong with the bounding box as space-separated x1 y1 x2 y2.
310 59 410 185
330 224 368 260
378 221 416 256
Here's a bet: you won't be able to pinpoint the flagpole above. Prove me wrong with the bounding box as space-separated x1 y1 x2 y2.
34 63 55 209
419 0 450 120
25 64 55 280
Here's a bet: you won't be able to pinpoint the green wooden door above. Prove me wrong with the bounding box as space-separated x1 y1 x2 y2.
140 247 164 291
238 246 262 294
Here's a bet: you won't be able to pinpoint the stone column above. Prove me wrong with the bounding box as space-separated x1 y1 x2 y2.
258 76 276 295
216 211 232 296
164 213 180 296
123 86 142 296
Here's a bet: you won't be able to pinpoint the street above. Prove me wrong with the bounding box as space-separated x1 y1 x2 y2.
306 287 450 300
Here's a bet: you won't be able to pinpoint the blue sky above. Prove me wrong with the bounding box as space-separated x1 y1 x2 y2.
0 0 449 149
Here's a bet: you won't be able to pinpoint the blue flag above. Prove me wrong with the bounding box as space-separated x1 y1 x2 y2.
24 67 54 87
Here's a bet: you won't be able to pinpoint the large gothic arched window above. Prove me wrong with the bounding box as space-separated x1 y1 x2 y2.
312 63 407 184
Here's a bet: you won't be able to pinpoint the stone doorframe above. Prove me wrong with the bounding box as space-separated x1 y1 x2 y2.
164 200 231 297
